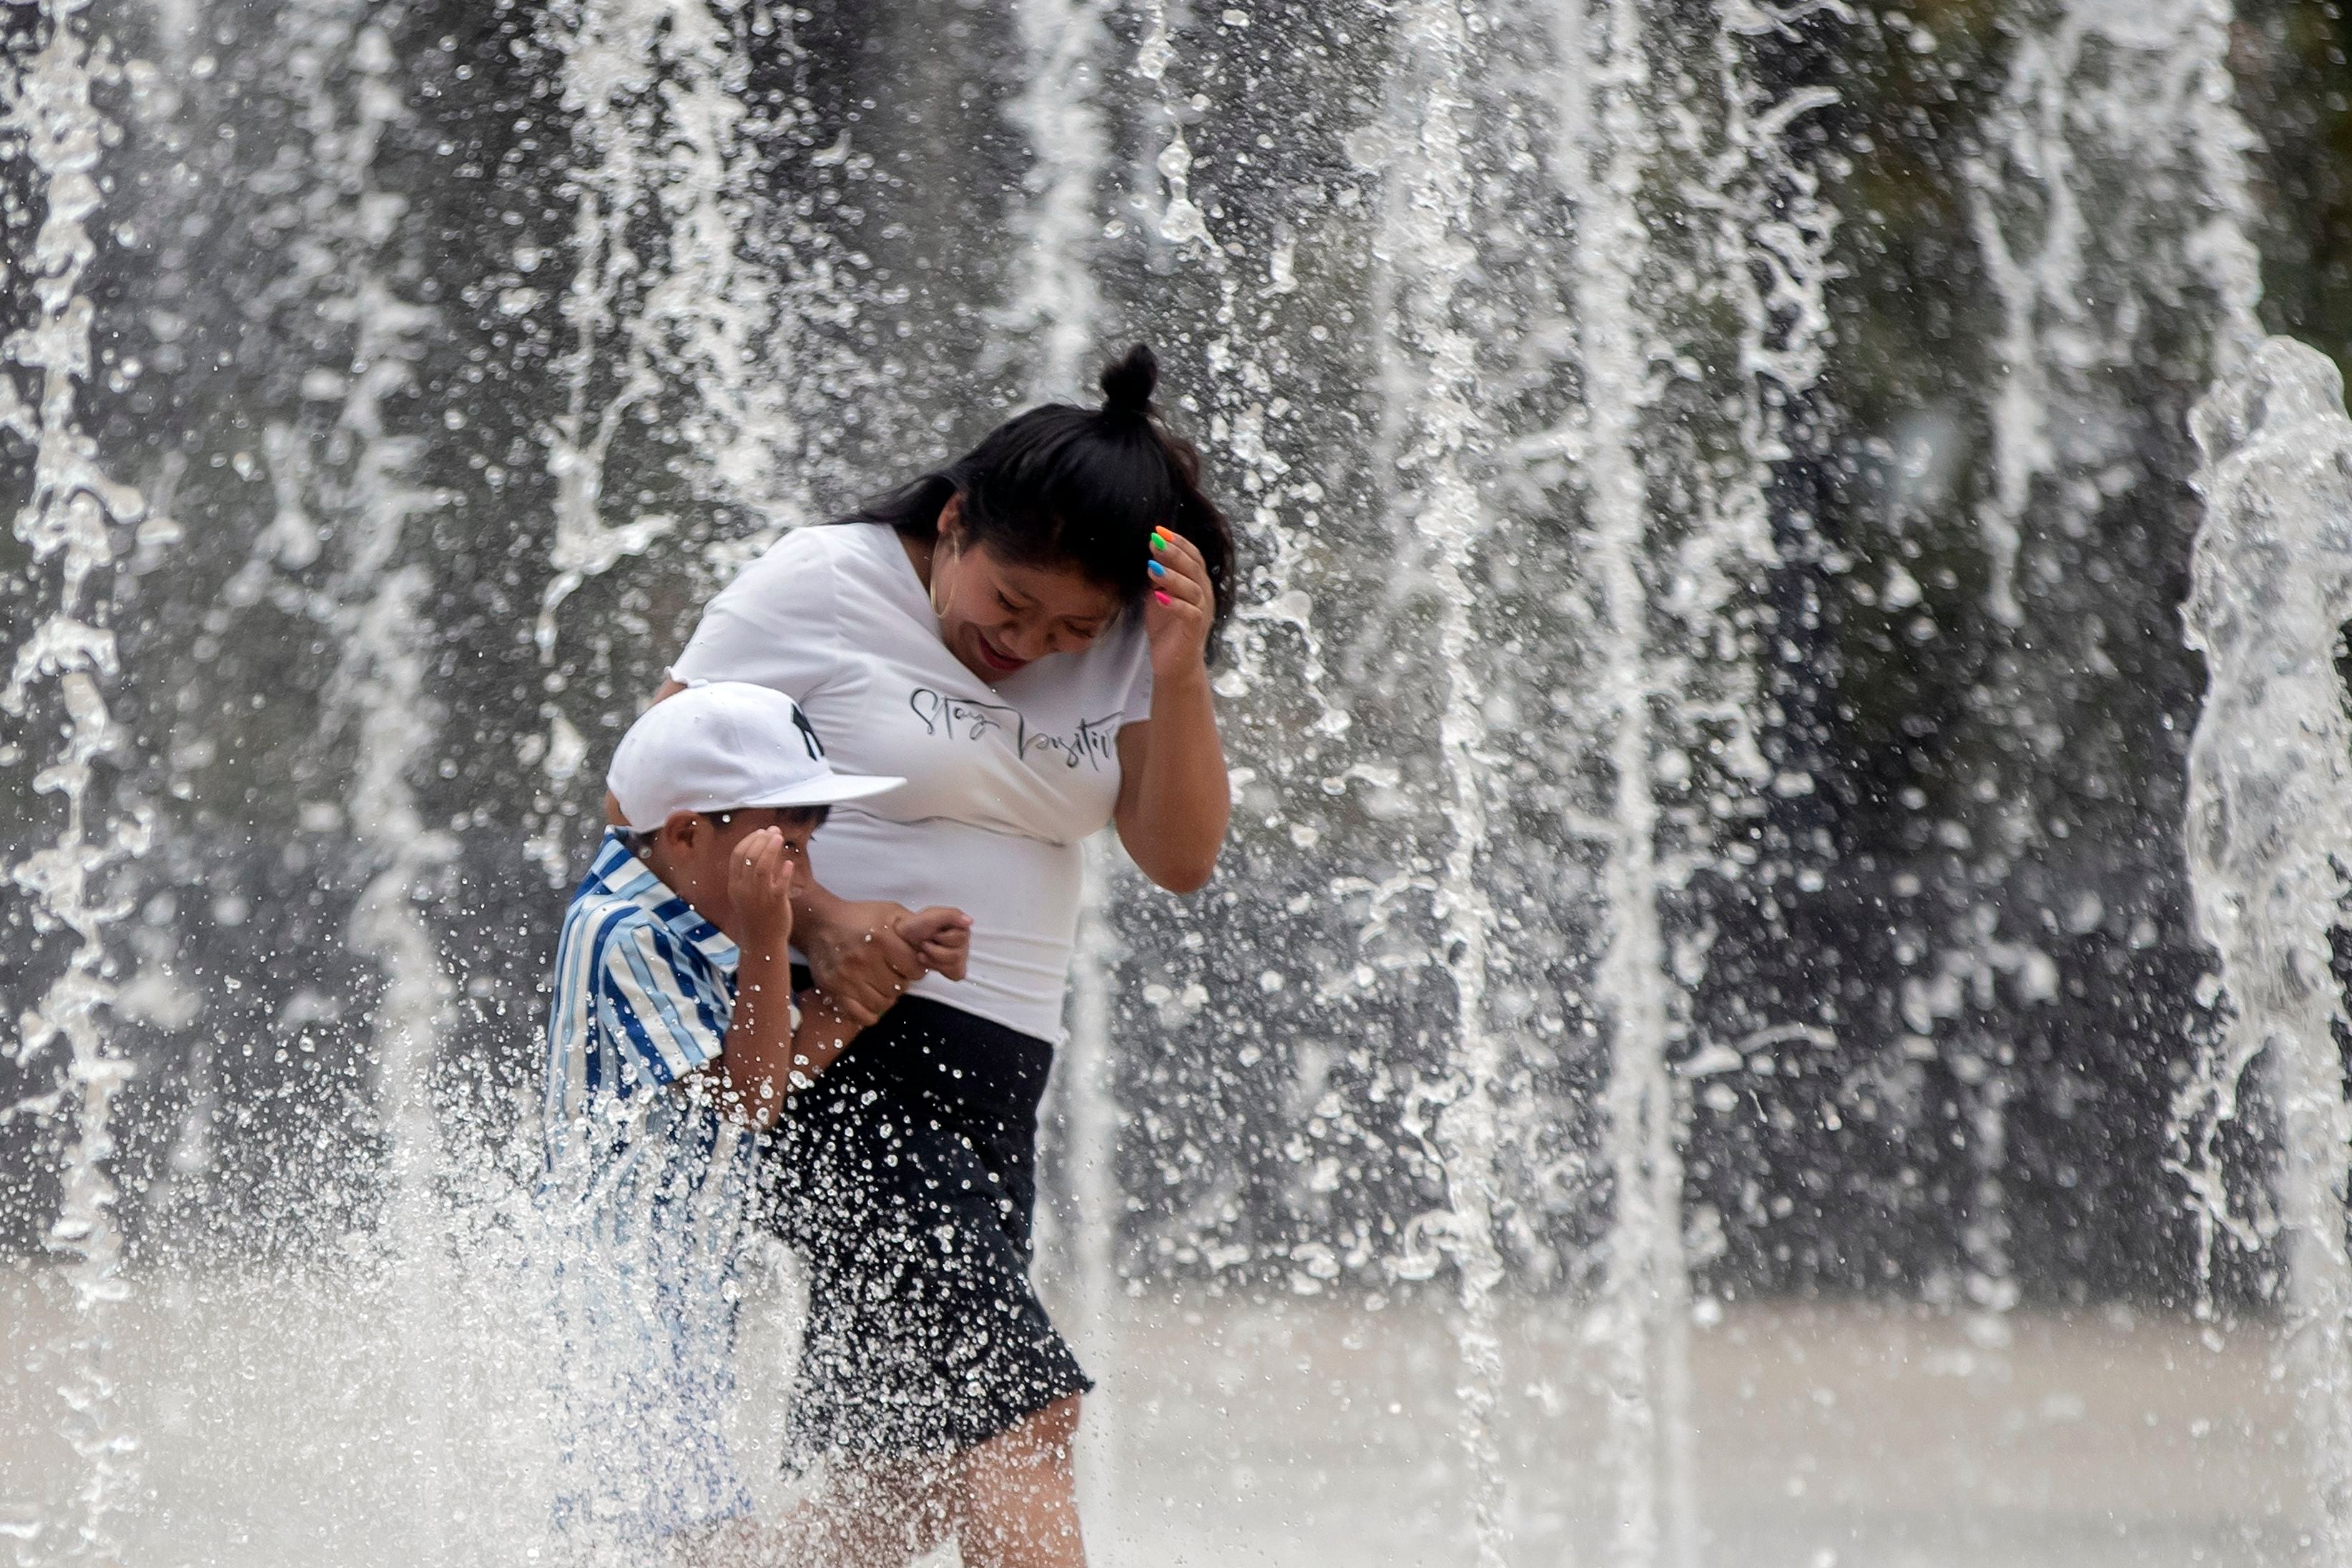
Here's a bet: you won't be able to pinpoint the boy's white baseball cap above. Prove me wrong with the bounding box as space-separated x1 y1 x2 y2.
607 681 902 828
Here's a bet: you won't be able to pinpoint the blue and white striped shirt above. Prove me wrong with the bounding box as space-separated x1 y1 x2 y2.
541 829 759 1544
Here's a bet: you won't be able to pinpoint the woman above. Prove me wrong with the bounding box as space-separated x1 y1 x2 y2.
657 344 1233 1567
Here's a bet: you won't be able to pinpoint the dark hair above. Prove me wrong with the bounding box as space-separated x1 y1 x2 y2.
617 804 829 852
849 344 1238 659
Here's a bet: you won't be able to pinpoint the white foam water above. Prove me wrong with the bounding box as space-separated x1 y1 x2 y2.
2181 337 2352 1557
990 0 1114 398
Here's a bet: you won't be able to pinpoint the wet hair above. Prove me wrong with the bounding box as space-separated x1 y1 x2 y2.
849 344 1237 659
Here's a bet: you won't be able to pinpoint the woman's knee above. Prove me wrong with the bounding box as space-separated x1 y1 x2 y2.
799 1459 958 1564
967 1395 1082 1479
1028 1394 1081 1446
954 1401 1086 1567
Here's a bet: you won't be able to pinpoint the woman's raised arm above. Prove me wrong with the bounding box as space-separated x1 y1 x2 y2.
1113 527 1231 894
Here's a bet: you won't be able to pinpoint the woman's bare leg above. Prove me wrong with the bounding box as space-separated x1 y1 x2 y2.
663 1515 782 1568
771 1458 956 1568
757 1399 1088 1568
953 1396 1086 1568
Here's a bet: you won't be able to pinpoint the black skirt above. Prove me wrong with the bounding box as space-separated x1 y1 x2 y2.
765 990 1092 1463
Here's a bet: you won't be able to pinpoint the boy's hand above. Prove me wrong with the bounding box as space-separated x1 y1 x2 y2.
897 906 973 982
729 828 797 960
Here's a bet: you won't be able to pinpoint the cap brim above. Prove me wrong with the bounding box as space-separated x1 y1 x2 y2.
738 772 905 809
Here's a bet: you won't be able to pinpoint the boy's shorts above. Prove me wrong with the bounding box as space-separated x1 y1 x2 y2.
547 1179 757 1547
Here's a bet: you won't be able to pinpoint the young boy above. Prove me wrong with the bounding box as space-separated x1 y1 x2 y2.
540 681 967 1564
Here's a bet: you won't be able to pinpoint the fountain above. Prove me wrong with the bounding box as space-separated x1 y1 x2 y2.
2181 335 2352 1559
1 0 2346 1562
4 2 157 1559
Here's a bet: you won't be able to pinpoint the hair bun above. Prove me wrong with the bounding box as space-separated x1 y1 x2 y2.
1099 342 1158 418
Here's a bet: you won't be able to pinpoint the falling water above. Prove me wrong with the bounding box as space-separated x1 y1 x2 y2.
531 0 809 887
2165 0 2281 1331
267 9 465 1558
1056 861 1126 1525
1131 0 1207 262
542 0 739 666
1968 13 2084 634
1952 0 2271 1353
1952 0 2099 1356
1973 0 2265 623
1370 8 1512 1561
2181 335 2352 1564
991 0 1112 395
1515 4 1844 1556
2 1 159 1558
1547 0 1696 1557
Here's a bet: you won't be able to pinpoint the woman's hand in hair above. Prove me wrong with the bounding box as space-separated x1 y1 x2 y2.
1143 526 1215 679
1115 525 1231 894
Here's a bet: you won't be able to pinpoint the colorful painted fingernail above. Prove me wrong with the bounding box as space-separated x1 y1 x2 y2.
1151 530 1169 551
1154 590 1172 605
1148 559 1167 578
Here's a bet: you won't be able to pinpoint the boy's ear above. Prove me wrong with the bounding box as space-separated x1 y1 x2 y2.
660 809 703 850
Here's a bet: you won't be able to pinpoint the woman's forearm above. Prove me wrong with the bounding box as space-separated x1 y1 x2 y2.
788 871 933 1026
1116 664 1230 893
790 869 847 949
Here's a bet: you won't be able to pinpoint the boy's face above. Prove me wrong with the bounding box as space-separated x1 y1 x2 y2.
644 807 820 942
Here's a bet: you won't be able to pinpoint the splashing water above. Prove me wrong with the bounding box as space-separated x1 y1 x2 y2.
268 8 465 1557
3 0 2341 1562
540 0 729 660
1939 0 2270 1356
1548 0 1700 1552
1969 0 2256 625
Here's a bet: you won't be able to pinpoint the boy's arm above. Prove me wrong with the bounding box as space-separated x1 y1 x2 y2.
783 989 860 1088
716 827 801 1130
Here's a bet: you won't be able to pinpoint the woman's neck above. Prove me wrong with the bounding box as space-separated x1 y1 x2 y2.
901 531 935 592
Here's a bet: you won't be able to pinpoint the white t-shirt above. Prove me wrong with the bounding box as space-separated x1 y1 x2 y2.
670 521 1153 1040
